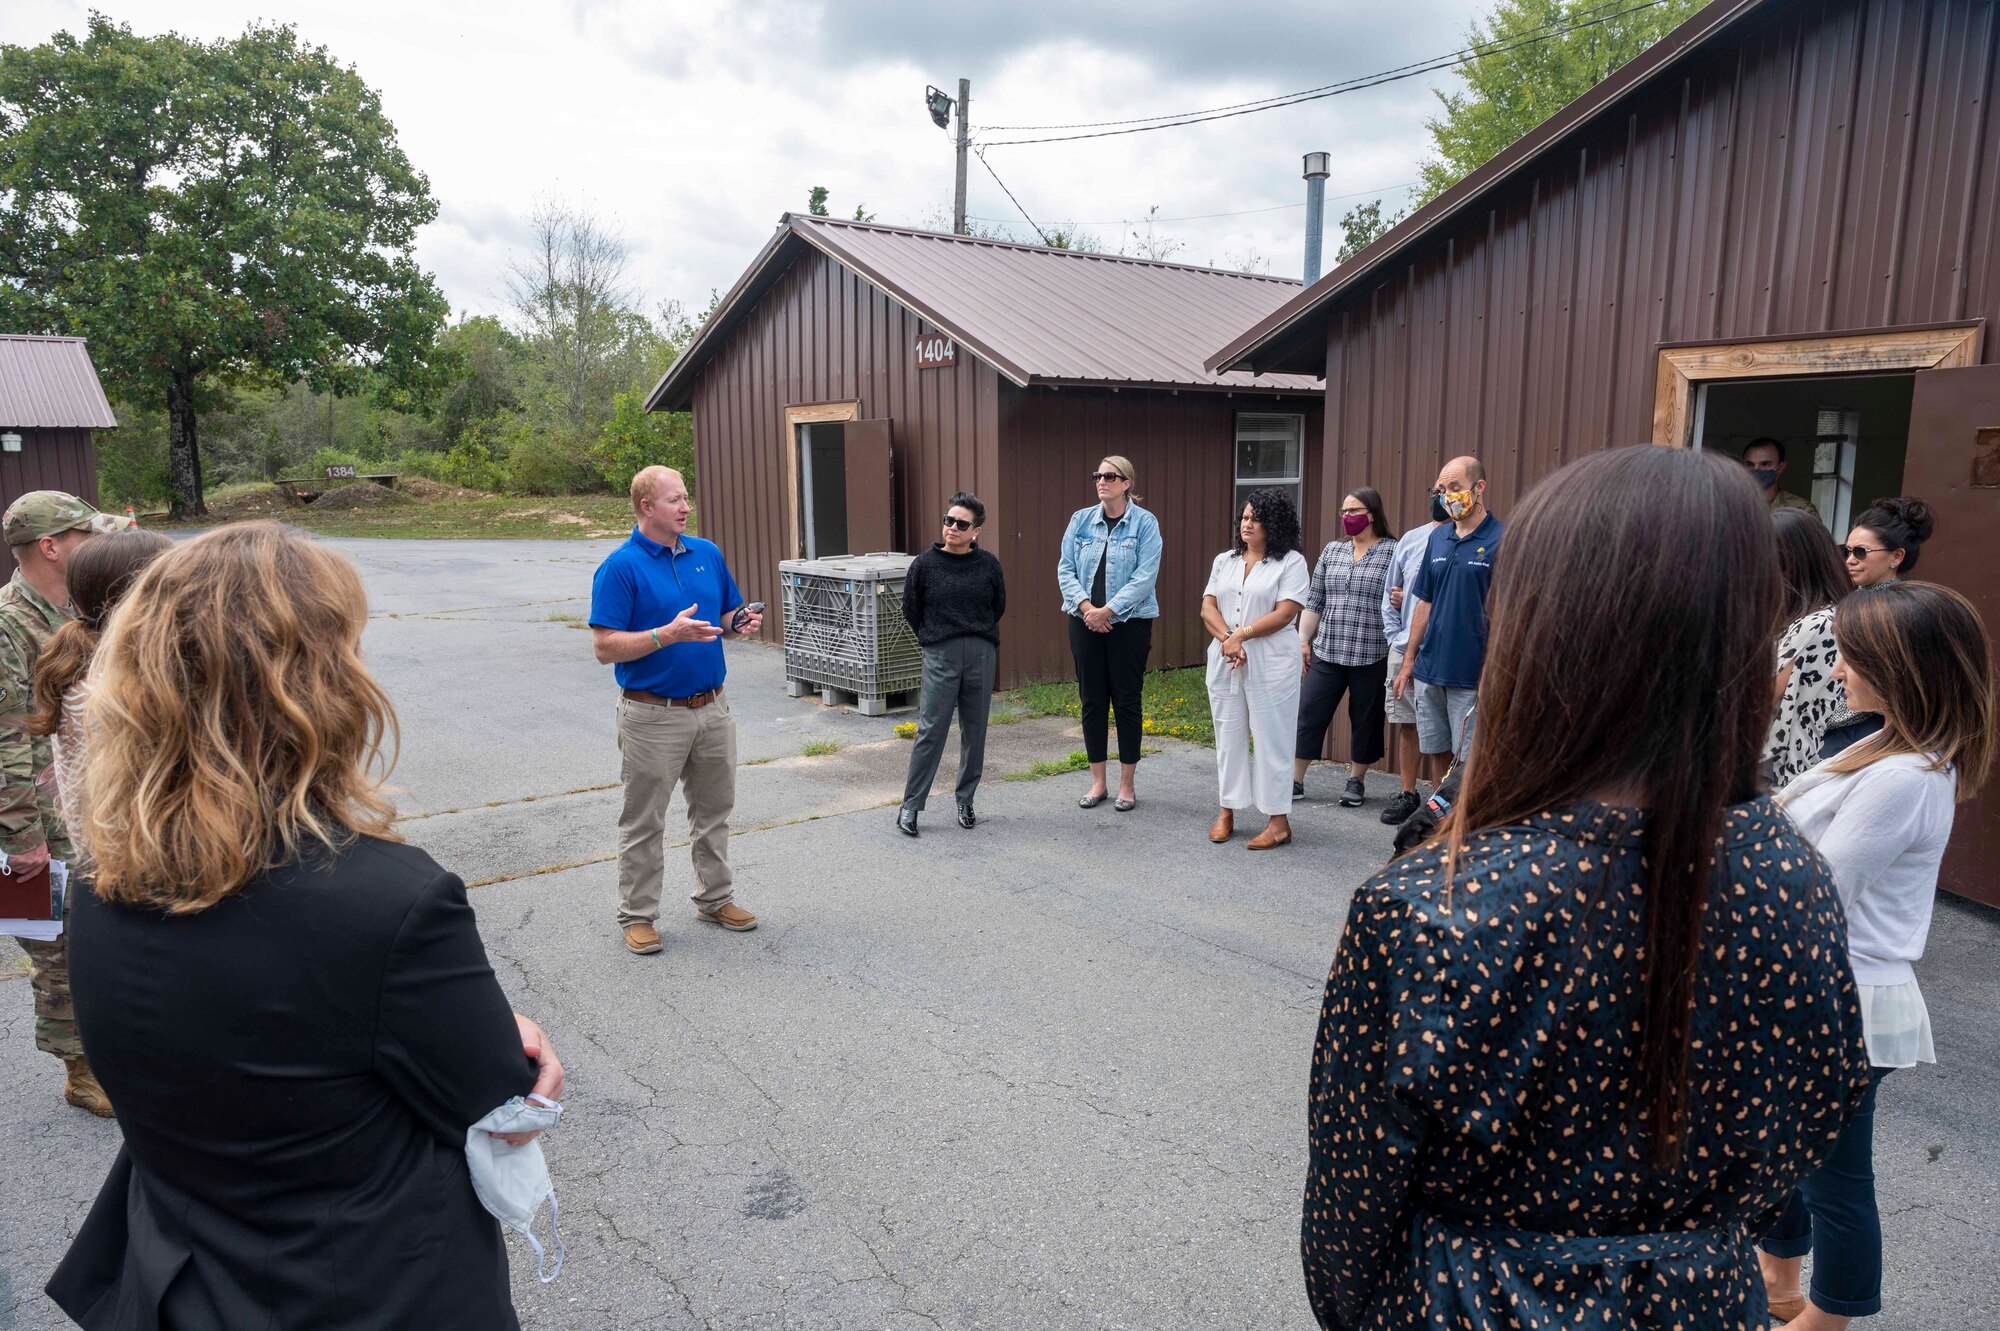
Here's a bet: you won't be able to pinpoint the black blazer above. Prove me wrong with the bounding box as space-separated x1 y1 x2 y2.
49 836 537 1331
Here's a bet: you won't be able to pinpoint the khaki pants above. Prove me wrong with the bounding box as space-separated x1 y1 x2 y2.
616 692 736 925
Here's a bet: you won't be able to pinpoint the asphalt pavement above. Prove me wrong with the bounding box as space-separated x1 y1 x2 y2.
1 534 1994 1329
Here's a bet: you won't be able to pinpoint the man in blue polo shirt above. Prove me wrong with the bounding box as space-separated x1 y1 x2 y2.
590 465 763 956
1391 455 1502 764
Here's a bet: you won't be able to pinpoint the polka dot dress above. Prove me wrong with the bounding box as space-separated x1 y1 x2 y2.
1303 799 1872 1329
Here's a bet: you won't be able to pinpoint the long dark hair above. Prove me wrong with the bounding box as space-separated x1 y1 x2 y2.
1347 486 1396 542
1773 507 1849 628
1446 446 1775 1170
1852 495 1936 574
1821 582 1994 798
1233 487 1301 562
30 529 174 738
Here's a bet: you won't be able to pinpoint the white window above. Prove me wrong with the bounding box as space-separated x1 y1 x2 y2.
1813 408 1859 535
1235 412 1304 519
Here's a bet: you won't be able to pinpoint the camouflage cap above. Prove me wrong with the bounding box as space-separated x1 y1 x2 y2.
2 491 134 545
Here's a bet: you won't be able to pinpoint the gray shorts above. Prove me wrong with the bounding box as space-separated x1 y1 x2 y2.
1384 647 1416 725
1414 681 1476 758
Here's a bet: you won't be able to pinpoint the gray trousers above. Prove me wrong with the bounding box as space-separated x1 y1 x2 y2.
901 637 997 812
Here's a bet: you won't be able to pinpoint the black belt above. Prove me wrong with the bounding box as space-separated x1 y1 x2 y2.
622 687 721 709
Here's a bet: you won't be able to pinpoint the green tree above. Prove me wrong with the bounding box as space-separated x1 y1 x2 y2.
1335 198 1408 265
807 185 831 216
0 16 447 516
1416 0 1706 206
432 316 523 444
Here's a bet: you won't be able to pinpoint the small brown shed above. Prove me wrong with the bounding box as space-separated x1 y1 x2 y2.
646 215 1324 688
1208 0 2000 906
0 335 116 513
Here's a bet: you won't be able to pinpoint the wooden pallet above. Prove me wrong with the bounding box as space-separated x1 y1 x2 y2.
785 677 917 716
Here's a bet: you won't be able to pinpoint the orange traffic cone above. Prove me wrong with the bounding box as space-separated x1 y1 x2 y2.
126 505 138 527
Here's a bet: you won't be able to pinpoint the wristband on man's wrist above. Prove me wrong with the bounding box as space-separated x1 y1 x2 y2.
650 627 662 649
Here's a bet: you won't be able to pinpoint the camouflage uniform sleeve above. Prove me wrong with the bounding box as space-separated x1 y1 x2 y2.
0 619 49 856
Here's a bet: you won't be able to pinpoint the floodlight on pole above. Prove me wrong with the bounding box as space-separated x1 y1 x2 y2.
925 85 954 129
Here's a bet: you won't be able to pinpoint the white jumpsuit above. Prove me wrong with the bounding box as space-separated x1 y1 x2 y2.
1204 548 1311 816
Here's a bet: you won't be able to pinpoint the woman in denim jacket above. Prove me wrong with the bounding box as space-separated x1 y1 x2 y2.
1056 456 1163 811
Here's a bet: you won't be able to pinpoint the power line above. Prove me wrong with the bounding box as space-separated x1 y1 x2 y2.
972 148 1050 245
979 0 1669 148
978 0 1651 132
964 180 1418 229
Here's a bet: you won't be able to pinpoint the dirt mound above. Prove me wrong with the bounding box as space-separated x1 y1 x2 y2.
205 485 296 518
309 481 416 511
398 476 486 501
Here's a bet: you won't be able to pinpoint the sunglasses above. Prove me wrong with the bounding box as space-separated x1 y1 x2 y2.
942 515 975 531
1090 471 1127 483
1841 545 1886 560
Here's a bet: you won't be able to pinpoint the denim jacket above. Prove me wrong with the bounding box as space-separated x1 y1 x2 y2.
1057 502 1162 622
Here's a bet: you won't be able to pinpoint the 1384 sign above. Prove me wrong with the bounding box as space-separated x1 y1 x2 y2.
912 333 957 369
324 464 358 479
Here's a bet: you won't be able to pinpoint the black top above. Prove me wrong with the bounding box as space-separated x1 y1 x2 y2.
51 837 537 1331
1303 799 1871 1330
901 543 1007 648
1091 512 1125 605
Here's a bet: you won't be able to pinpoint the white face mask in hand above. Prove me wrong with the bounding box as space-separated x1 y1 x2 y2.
465 1093 565 1282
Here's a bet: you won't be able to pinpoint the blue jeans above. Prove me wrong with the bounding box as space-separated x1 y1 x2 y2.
1761 1067 1891 1317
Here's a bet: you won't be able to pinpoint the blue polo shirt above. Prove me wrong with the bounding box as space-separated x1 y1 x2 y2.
589 528 744 697
1411 511 1503 690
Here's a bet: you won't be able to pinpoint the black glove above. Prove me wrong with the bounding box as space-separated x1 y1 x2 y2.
1391 796 1443 859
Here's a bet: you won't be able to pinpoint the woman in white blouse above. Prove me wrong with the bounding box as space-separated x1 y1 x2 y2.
1201 488 1310 850
1760 581 1994 1329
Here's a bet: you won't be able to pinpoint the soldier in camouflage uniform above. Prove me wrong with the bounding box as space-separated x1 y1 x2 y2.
0 491 131 1117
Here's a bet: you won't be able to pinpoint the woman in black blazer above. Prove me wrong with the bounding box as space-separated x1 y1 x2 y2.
46 523 561 1331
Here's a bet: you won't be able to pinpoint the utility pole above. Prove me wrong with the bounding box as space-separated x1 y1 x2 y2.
1301 151 1330 284
952 78 971 236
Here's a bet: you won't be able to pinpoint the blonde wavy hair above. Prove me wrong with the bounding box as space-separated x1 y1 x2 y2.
84 523 401 911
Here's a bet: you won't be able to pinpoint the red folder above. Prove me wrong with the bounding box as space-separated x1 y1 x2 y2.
0 861 53 920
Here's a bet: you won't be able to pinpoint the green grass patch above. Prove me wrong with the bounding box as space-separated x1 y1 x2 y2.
545 612 582 622
799 739 843 757
1008 665 1212 746
152 491 639 541
1004 745 1161 782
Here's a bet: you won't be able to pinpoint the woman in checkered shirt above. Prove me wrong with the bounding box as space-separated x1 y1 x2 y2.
1293 488 1397 810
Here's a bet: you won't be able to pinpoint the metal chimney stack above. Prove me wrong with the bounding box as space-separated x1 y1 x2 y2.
1302 151 1331 284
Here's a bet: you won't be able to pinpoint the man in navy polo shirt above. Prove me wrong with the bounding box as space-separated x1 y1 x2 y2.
1391 455 1502 764
590 466 763 955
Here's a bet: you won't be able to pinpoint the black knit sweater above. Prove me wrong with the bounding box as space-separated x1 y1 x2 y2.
901 543 1006 647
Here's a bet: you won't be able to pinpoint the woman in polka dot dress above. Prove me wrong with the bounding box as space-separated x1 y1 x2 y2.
1302 447 1873 1330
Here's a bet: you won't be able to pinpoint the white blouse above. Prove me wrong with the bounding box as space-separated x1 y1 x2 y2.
1779 751 1955 1068
1203 548 1311 637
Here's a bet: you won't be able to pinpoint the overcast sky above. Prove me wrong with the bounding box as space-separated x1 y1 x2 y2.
4 0 1491 322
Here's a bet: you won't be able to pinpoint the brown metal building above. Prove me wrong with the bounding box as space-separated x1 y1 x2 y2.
0 335 115 511
647 215 1324 687
1209 0 2000 905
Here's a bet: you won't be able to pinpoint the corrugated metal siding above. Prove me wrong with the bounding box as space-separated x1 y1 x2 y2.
688 248 1002 655
1000 386 1324 686
1313 0 1999 526
0 336 118 430
0 428 103 510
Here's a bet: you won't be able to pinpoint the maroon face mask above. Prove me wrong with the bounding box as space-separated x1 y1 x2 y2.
1341 512 1371 537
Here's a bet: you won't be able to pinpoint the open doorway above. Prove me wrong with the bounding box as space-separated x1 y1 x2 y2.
796 420 850 559
1696 373 1914 535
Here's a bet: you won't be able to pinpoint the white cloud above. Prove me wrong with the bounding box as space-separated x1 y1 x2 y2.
4 0 1489 317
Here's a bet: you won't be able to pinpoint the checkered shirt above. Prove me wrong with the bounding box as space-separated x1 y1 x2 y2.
1306 538 1396 666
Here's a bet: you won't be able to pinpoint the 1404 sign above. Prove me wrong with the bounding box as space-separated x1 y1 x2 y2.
912 333 957 369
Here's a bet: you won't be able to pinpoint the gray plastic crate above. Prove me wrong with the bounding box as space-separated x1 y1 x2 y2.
779 553 922 714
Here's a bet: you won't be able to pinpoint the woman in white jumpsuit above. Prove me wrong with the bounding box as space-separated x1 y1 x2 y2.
1202 488 1311 849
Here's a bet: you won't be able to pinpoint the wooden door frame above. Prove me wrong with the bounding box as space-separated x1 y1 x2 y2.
783 400 859 559
1650 323 1985 447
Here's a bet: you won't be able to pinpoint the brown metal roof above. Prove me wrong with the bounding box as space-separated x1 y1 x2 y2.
0 335 119 430
1206 0 1780 377
648 216 1322 411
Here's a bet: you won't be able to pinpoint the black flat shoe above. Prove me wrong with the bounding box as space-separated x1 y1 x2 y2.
897 808 920 837
957 801 976 829
1079 791 1108 809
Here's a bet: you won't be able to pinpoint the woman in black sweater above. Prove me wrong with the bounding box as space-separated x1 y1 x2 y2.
898 492 1007 835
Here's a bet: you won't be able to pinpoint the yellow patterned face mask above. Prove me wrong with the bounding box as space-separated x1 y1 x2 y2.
1441 487 1476 520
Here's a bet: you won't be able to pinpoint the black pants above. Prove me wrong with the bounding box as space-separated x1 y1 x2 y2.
1068 615 1153 765
1295 655 1387 766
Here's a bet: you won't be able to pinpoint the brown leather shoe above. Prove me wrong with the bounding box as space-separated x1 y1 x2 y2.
623 922 663 955
700 902 758 932
1208 809 1234 843
1767 1292 1806 1324
1247 817 1293 850
64 1058 115 1118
